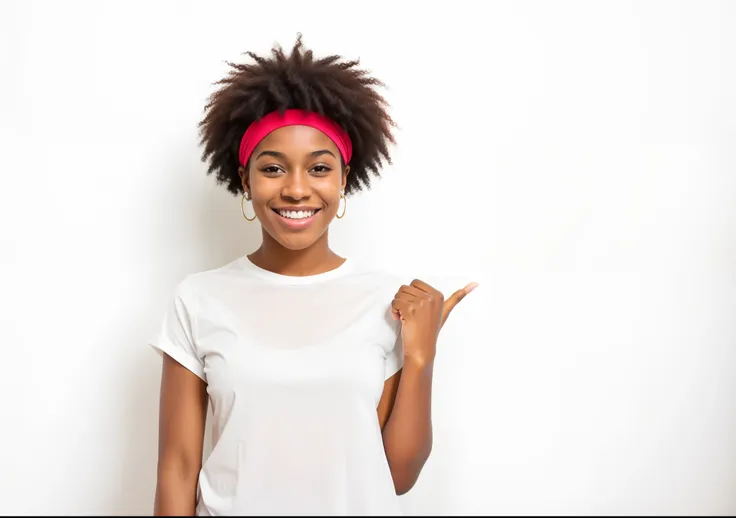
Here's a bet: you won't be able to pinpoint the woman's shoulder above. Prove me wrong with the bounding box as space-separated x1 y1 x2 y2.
343 260 404 285
169 256 248 297
339 260 407 302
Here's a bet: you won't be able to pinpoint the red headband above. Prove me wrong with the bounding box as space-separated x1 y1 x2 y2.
238 109 353 167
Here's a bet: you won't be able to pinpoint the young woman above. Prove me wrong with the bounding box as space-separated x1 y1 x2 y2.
151 35 477 516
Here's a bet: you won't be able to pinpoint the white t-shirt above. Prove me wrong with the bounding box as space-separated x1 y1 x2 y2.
150 255 405 516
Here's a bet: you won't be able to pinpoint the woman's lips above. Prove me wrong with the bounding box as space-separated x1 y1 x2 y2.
271 208 321 230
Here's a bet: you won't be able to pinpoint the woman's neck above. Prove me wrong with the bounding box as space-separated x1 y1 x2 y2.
248 230 345 277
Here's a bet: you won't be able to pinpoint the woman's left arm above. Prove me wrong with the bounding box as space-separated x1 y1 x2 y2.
378 279 478 495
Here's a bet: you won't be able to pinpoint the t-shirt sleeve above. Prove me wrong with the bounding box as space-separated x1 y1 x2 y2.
383 313 404 380
384 333 404 380
378 273 405 380
149 278 206 382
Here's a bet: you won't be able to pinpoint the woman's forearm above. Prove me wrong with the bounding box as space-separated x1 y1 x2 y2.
381 357 434 494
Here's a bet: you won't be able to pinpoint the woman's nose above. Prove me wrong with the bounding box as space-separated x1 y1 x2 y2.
281 170 310 200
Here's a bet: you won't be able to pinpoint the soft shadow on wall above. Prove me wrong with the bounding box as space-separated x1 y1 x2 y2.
111 135 261 515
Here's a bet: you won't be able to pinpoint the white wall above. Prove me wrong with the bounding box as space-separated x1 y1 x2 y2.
1 0 735 514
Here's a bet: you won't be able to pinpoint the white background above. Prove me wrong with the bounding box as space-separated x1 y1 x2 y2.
1 0 735 514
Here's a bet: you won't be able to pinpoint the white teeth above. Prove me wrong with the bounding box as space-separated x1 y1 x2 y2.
278 209 315 219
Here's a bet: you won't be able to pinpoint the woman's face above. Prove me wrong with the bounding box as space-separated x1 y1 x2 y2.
239 125 348 251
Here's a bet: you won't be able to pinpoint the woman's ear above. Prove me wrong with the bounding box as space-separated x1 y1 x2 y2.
341 165 350 193
238 165 250 195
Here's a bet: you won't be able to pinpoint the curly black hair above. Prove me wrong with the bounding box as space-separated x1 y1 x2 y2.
198 34 396 197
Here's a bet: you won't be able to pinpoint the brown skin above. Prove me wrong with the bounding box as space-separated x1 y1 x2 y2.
153 125 477 514
380 279 476 494
154 355 208 515
241 125 349 275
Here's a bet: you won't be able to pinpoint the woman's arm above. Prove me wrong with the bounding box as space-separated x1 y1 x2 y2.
378 279 477 495
154 353 209 516
378 359 433 495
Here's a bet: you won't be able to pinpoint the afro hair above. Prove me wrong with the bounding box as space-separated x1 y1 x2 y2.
198 34 396 196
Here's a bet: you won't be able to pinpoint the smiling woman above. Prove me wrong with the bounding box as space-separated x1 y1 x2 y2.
240 113 350 251
149 34 477 516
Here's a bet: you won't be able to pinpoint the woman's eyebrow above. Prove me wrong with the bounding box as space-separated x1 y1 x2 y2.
310 149 336 158
255 150 287 160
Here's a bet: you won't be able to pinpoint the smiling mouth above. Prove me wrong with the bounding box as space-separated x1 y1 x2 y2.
272 208 321 220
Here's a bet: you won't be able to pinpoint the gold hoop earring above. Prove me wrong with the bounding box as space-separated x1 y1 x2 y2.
336 191 347 219
241 192 256 222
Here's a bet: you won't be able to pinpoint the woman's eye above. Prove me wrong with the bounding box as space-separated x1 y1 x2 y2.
262 166 283 175
311 165 332 174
